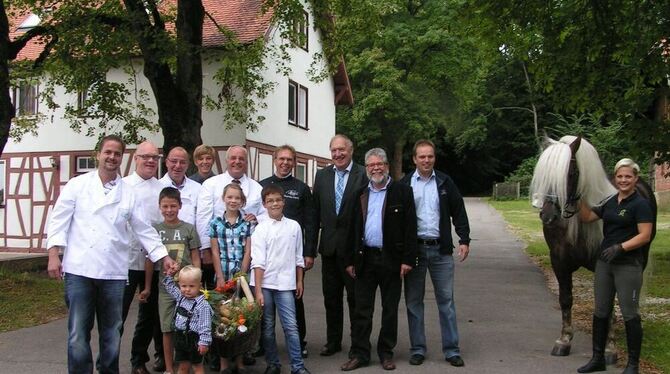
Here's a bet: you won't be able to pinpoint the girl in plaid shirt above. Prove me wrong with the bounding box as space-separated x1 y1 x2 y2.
163 265 212 374
210 183 252 373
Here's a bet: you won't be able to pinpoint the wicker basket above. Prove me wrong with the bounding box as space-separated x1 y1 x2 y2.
214 324 261 358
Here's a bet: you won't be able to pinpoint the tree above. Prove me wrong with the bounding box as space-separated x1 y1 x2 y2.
334 0 491 178
1 0 321 157
469 0 670 162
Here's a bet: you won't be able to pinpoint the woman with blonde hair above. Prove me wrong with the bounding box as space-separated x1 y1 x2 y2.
577 158 654 374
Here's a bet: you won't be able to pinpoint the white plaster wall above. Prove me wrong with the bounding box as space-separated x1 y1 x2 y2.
246 4 336 161
4 3 337 160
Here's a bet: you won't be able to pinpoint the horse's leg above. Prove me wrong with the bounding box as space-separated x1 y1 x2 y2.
551 265 574 356
604 314 618 364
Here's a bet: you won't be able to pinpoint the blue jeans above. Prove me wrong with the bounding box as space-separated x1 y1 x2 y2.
261 288 305 372
404 244 460 358
64 273 125 374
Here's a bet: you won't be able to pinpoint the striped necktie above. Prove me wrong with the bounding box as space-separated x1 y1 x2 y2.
335 169 347 214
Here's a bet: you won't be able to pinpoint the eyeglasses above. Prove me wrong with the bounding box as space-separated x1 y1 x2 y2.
136 154 160 161
365 162 387 169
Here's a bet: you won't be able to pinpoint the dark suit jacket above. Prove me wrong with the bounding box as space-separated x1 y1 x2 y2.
399 169 470 255
346 179 418 272
311 163 368 258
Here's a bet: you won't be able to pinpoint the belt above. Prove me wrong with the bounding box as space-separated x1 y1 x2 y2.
417 238 440 246
363 246 383 254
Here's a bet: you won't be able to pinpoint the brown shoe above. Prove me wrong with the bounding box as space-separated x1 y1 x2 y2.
381 358 396 370
341 357 368 371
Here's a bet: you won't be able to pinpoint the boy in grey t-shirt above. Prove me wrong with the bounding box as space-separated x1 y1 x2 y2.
143 187 201 374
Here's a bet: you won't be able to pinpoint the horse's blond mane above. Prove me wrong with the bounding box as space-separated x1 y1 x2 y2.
530 135 616 249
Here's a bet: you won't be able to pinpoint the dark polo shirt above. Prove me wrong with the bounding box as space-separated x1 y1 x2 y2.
593 191 653 265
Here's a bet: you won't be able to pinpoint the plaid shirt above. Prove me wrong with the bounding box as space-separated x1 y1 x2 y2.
163 276 213 346
209 213 251 280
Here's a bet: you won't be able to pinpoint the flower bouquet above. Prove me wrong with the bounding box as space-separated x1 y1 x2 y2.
205 273 262 357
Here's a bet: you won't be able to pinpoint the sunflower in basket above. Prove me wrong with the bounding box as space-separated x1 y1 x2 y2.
205 273 262 341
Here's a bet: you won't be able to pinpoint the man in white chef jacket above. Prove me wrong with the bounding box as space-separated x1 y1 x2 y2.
46 135 179 374
122 141 166 374
159 146 201 225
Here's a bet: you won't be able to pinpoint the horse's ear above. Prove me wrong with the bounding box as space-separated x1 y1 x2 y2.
569 136 582 155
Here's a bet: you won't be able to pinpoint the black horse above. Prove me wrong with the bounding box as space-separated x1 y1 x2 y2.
530 136 657 360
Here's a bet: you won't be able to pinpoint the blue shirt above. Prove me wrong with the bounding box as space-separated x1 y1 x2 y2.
410 170 440 239
364 177 390 248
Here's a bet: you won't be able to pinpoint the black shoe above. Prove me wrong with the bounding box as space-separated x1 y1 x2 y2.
320 345 342 356
264 365 281 374
243 352 256 366
446 355 464 367
578 315 610 373
152 357 166 372
131 366 150 374
409 354 424 365
301 344 309 358
623 317 642 374
253 346 265 357
209 357 221 371
291 368 312 374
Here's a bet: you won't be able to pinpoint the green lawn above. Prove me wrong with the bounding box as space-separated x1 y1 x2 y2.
489 199 670 373
0 269 66 332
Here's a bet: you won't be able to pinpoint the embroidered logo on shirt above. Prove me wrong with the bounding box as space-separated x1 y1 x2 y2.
618 209 627 217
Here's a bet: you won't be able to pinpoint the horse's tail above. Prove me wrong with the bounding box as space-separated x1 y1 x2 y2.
635 179 657 270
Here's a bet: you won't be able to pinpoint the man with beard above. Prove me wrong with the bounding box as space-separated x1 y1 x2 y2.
340 148 417 371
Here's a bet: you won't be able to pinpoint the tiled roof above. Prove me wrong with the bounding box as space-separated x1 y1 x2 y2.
200 0 274 46
10 0 274 60
9 12 44 60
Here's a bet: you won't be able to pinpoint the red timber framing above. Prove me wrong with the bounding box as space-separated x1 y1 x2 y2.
1 142 329 252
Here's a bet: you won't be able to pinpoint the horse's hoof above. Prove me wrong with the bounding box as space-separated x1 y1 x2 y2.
551 344 571 356
604 352 617 365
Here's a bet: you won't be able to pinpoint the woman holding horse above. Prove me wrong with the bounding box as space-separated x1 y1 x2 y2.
577 158 653 374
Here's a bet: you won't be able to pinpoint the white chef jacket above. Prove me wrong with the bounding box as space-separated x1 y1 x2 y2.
46 170 168 280
196 171 265 249
249 216 304 291
123 172 164 271
159 174 201 225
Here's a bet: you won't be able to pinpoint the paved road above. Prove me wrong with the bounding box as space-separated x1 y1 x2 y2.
0 198 618 373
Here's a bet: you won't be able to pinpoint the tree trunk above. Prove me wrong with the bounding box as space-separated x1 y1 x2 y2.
123 0 204 163
0 2 14 156
391 136 405 180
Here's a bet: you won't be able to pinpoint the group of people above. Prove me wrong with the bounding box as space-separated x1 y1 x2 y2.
46 133 473 374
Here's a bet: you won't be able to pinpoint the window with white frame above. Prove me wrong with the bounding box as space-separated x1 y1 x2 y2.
296 163 306 183
293 11 309 51
0 160 6 207
288 80 308 129
77 88 88 112
75 156 96 173
12 82 39 116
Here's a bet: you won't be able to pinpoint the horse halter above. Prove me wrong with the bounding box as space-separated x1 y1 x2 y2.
562 153 581 218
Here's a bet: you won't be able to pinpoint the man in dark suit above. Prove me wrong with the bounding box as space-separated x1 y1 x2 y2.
311 134 369 356
340 148 417 371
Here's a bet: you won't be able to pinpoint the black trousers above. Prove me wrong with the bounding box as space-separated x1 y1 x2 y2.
321 254 356 349
350 250 402 362
121 270 163 367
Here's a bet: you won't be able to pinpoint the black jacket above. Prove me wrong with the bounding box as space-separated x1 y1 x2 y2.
259 174 317 257
399 170 470 255
346 179 418 272
310 163 369 258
